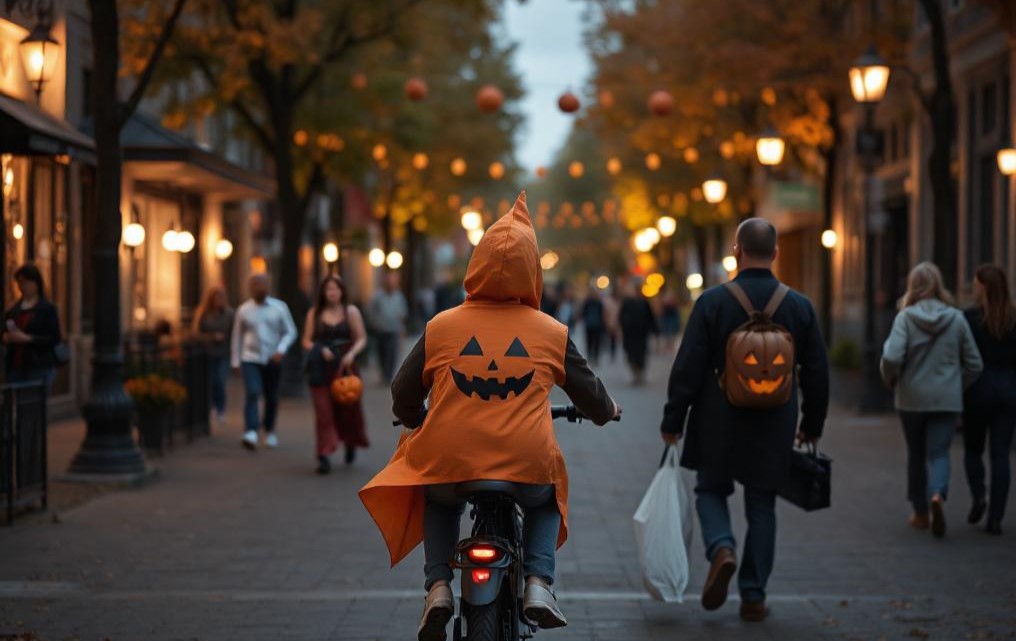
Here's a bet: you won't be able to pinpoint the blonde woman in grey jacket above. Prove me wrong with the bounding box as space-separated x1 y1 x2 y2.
881 262 983 538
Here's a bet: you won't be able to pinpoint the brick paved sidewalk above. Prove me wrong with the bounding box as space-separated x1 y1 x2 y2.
1 347 1014 641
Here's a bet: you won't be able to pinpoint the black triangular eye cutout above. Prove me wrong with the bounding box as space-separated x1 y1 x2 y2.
460 336 483 356
505 337 529 357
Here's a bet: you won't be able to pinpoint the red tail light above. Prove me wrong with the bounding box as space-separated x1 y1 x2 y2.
467 546 502 563
471 569 491 584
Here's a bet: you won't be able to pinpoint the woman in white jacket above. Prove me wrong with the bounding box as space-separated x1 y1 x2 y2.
881 262 983 538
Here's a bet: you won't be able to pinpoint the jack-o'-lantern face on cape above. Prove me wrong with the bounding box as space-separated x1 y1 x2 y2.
450 335 535 401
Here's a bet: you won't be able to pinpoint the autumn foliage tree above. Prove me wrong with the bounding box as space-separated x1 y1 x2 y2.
153 0 521 313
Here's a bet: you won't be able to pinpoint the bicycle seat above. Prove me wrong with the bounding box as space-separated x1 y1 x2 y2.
454 480 526 501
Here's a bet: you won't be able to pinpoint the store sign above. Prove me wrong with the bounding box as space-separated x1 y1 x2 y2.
758 181 822 233
0 17 30 100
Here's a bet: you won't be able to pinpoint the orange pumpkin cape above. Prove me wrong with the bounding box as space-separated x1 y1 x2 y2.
359 191 572 566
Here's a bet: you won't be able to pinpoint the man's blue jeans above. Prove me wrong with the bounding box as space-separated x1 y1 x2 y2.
241 362 281 434
423 483 559 591
695 472 777 604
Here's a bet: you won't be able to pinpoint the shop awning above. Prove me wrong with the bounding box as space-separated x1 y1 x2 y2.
119 113 275 200
0 92 95 157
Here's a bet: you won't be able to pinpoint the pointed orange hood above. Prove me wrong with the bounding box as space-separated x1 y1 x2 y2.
463 191 542 310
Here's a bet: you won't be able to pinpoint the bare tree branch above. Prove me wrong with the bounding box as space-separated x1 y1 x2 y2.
183 49 277 150
119 0 189 127
293 0 425 101
297 161 326 215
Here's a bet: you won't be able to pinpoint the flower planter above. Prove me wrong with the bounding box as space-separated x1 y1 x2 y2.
136 408 171 456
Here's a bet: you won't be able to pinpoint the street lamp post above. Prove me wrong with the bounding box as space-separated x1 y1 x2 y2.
850 45 891 412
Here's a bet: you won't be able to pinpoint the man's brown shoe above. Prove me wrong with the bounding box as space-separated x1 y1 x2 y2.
739 600 768 622
701 547 737 611
908 513 930 529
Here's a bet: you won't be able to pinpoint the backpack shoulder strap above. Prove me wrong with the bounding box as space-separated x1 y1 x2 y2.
762 284 791 318
724 281 756 317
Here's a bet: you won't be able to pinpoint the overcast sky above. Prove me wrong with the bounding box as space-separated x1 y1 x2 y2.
503 0 592 172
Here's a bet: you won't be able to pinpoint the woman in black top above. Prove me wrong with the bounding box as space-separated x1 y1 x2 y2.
301 275 368 474
963 264 1016 535
3 264 62 386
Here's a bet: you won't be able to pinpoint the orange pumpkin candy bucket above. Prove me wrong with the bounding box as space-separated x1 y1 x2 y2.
330 374 363 405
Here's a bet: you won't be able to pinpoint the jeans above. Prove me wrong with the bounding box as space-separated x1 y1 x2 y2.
695 473 777 604
209 355 229 415
376 332 400 383
423 482 559 591
900 411 958 514
7 367 55 389
241 362 281 434
964 410 1016 522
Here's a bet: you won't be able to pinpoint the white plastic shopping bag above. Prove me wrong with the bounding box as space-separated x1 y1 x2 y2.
633 445 693 602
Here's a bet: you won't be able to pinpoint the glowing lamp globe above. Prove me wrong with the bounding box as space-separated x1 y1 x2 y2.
467 228 484 246
412 153 429 170
702 176 728 204
19 23 60 96
450 158 467 176
657 216 677 237
123 222 146 248
322 242 339 263
686 273 704 290
821 229 839 249
606 157 622 175
848 45 890 104
368 248 386 267
755 128 785 166
386 251 404 270
488 162 505 180
722 255 738 272
568 161 585 178
645 153 661 171
215 239 234 260
161 229 179 252
997 148 1016 176
460 210 483 231
176 231 196 253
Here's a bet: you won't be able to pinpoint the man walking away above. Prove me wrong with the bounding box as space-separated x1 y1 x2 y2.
231 273 298 450
370 271 409 385
659 218 829 622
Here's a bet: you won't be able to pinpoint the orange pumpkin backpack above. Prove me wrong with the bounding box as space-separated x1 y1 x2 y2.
719 282 795 409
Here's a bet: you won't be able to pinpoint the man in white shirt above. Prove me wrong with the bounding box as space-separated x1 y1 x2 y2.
231 273 298 450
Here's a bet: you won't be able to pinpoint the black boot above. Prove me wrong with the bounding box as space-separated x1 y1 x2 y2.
968 499 987 524
316 456 331 475
345 446 357 465
986 518 1002 535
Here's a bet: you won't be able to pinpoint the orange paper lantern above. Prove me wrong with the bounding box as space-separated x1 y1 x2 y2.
476 85 504 113
558 92 580 113
405 77 428 101
648 90 674 117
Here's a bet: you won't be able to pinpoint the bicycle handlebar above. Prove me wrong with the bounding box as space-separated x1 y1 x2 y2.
394 404 620 427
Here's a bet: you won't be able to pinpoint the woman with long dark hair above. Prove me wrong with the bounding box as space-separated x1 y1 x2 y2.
962 265 1016 535
881 262 983 538
193 285 234 424
302 275 369 473
4 264 62 386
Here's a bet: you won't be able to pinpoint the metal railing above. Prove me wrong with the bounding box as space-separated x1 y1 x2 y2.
124 334 212 454
0 381 48 524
